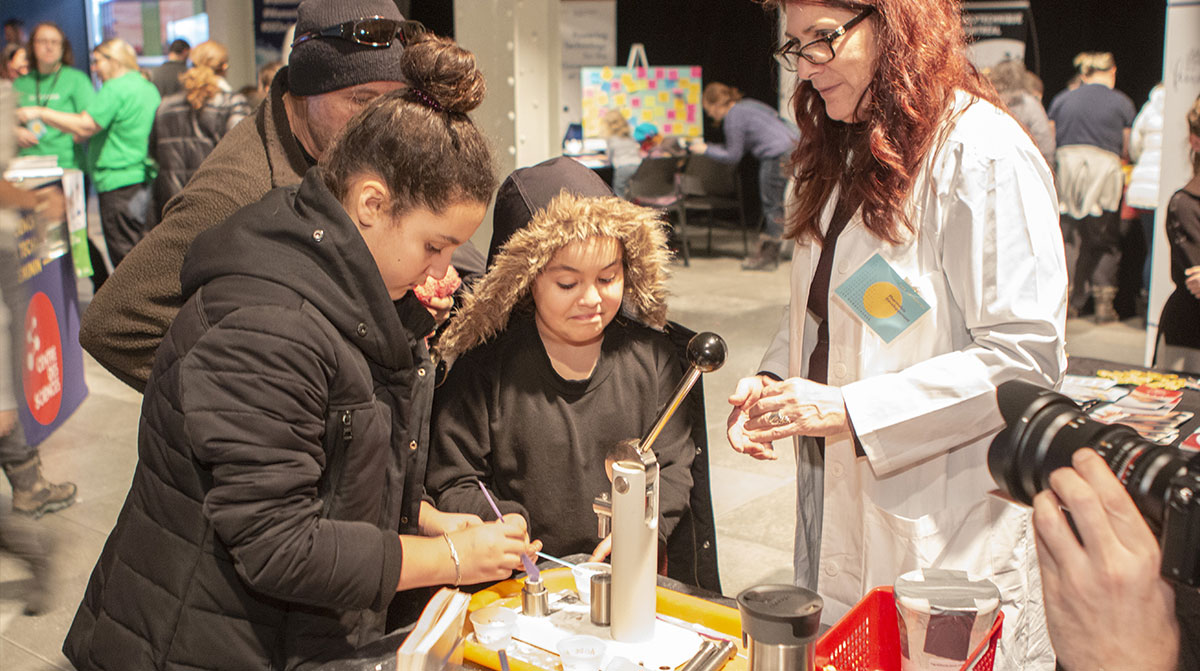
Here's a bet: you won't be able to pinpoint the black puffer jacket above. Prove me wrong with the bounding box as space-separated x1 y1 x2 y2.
148 87 252 226
64 168 436 671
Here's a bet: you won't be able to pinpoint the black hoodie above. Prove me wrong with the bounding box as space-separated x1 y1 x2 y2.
66 168 435 671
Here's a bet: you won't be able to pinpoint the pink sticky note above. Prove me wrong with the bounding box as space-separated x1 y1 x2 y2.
648 80 657 89
669 69 678 78
667 110 676 120
655 68 664 78
687 108 696 123
691 66 701 77
612 82 620 92
632 98 641 107
636 67 646 77
664 124 673 134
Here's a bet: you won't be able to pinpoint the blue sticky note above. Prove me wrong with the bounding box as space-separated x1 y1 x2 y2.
834 254 931 343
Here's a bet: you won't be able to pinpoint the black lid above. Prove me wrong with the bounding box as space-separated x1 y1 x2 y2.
737 584 823 644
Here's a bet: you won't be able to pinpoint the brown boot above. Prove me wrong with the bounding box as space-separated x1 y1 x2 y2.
1092 286 1119 324
742 237 782 271
3 456 76 518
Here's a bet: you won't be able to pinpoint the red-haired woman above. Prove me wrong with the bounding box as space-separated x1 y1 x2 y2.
726 2 1066 668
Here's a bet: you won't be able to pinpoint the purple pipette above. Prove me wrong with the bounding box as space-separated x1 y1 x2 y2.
477 480 540 581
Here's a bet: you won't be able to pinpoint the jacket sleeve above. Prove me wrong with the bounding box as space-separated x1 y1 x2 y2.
79 113 269 392
841 134 1068 477
758 305 790 379
703 106 747 164
426 353 529 524
1167 192 1200 270
650 339 696 544
180 305 403 612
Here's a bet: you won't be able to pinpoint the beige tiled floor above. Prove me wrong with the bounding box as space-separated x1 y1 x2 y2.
0 228 1149 670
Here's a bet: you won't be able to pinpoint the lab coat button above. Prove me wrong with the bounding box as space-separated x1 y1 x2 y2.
837 261 849 274
830 462 845 478
831 362 847 379
824 561 839 577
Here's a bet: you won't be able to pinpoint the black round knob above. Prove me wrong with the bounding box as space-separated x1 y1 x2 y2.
686 332 727 372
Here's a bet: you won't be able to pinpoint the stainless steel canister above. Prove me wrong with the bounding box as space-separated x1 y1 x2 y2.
590 572 611 625
736 584 823 671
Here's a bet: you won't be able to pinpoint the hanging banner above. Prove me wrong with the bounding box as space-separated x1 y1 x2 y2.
253 0 301 71
962 1 1034 72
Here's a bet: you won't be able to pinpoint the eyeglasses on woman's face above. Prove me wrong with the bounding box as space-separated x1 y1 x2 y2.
291 17 426 49
774 5 876 71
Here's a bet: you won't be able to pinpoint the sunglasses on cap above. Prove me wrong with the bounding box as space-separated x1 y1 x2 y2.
292 17 426 49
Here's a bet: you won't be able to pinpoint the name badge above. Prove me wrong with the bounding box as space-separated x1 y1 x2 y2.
834 254 930 343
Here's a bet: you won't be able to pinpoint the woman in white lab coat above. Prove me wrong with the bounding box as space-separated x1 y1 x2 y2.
726 2 1066 669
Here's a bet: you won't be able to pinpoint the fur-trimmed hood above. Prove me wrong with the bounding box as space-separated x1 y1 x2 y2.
437 160 673 362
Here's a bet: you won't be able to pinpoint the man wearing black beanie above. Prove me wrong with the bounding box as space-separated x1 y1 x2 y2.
79 0 427 392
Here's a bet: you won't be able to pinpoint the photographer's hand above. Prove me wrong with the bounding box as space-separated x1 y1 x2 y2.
1033 448 1179 671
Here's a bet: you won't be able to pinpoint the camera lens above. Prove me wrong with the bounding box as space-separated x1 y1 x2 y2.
988 379 1190 533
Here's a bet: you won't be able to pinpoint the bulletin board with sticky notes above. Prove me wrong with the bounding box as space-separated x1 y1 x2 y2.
580 65 704 139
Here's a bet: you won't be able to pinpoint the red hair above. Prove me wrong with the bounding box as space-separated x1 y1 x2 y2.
772 0 1002 244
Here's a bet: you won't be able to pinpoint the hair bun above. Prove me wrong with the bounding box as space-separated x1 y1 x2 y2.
401 34 486 115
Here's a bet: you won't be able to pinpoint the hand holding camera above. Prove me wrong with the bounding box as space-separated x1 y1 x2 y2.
1033 448 1179 671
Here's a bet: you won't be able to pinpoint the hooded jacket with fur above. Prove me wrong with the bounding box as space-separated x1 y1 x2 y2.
427 158 700 562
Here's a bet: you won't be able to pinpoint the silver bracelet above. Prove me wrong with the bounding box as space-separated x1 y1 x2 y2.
442 532 461 586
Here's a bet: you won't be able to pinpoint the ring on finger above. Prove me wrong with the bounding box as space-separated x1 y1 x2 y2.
765 410 791 427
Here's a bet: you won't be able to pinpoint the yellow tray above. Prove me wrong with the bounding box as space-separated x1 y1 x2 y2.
463 568 746 671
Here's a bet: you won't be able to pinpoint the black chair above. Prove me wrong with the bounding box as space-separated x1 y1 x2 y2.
627 156 691 265
662 320 721 594
675 154 750 257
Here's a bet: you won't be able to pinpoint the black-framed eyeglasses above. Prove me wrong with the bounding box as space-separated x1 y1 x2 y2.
292 17 426 49
774 6 876 71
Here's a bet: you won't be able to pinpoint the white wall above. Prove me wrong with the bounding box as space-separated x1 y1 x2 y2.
455 0 563 252
1144 0 1200 365
205 0 256 91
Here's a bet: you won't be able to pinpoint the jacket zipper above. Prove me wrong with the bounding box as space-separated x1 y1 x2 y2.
321 410 353 517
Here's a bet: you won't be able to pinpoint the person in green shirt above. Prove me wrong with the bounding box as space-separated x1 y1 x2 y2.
13 22 92 172
19 37 160 268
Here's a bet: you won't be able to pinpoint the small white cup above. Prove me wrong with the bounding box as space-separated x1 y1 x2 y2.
469 605 517 650
557 635 606 671
571 562 611 604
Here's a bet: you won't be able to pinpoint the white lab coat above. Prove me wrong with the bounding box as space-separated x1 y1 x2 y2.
759 92 1065 671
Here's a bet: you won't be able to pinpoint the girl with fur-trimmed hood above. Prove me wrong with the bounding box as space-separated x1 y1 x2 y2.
428 157 696 562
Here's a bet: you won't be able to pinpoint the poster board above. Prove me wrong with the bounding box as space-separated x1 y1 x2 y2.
580 65 704 139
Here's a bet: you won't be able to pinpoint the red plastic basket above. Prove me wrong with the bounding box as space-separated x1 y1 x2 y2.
813 587 1003 671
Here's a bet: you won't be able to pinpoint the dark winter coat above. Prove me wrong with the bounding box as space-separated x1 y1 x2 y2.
64 168 436 671
148 85 253 226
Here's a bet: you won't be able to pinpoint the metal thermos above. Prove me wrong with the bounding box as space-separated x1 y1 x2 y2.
737 584 823 671
590 572 611 626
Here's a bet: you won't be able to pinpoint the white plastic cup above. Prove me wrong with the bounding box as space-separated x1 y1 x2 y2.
571 562 611 604
557 635 607 671
469 605 518 650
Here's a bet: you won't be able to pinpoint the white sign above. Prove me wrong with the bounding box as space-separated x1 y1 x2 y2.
560 1 617 132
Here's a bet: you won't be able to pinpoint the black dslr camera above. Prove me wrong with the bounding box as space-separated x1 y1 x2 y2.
988 379 1200 588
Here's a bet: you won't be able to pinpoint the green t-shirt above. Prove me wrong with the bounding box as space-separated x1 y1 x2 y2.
13 66 94 171
85 70 161 193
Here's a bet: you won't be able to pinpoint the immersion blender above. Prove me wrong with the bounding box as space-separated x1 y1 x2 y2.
598 332 726 642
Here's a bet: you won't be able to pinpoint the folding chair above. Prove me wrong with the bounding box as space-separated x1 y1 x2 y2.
627 156 690 265
675 154 750 257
